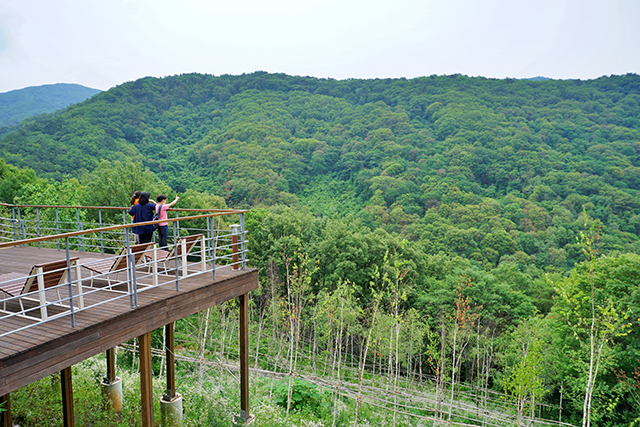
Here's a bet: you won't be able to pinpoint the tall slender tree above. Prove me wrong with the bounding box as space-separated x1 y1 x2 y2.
553 218 631 427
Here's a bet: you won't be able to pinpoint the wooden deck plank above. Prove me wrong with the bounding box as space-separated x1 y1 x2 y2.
0 246 258 396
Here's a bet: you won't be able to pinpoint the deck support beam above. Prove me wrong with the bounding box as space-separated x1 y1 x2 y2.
0 394 10 427
139 333 154 427
61 366 75 427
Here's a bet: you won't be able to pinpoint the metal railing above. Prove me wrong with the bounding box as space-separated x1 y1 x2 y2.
0 203 242 252
0 204 249 339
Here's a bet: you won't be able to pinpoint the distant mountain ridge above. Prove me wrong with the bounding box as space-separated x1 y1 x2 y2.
0 83 101 128
522 76 550 81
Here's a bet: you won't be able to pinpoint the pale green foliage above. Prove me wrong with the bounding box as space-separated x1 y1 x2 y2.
0 158 42 203
82 159 171 207
503 340 547 425
178 188 226 210
552 219 631 347
15 176 89 230
553 272 631 345
16 175 86 208
551 215 632 427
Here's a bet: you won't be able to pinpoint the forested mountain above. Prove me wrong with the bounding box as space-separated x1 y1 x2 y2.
1 72 639 272
0 83 101 129
1 72 640 425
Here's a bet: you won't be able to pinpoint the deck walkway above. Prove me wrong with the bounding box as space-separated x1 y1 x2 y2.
0 246 258 397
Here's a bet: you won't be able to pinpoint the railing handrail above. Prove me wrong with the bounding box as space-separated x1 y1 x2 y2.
0 202 240 213
0 206 249 339
0 238 249 339
0 210 248 249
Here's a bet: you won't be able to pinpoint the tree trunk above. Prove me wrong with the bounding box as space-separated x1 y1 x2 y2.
199 309 211 390
253 303 266 369
448 321 459 421
433 319 446 426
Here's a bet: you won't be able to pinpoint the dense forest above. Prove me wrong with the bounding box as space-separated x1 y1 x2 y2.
1 72 640 426
0 83 101 129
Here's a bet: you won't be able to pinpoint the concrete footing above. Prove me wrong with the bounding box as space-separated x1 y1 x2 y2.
100 377 123 412
233 411 256 425
160 393 182 427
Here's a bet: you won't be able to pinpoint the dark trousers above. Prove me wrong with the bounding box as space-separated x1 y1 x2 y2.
139 233 153 244
157 226 168 249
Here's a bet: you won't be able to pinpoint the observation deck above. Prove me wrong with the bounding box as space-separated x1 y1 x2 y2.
0 203 257 426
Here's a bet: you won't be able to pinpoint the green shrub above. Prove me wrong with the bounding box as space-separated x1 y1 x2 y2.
273 379 322 413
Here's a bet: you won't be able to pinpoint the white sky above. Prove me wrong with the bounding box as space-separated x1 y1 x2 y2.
0 0 639 93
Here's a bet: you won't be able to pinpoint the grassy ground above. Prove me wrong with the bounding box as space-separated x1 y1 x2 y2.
9 344 564 427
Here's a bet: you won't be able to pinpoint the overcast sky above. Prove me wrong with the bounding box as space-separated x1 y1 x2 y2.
0 0 639 93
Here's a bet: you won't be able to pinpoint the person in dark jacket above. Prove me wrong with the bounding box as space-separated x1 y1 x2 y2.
127 192 156 244
130 190 142 243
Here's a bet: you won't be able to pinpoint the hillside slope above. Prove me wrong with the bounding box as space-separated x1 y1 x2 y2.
1 72 639 270
0 83 101 128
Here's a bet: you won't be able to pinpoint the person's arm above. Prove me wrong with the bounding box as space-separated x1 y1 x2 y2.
165 196 180 208
128 205 136 216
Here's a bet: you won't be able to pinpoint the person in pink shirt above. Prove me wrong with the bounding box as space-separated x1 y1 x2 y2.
155 194 180 249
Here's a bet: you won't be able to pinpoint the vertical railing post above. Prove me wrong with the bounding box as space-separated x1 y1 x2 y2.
122 210 127 244
131 236 139 308
76 208 84 252
79 223 85 252
17 208 21 239
56 207 61 250
230 224 240 270
65 237 76 328
17 208 24 241
124 228 137 308
208 216 215 281
206 216 212 263
173 221 179 292
36 207 41 248
11 208 16 242
175 212 180 242
99 209 104 254
240 213 246 271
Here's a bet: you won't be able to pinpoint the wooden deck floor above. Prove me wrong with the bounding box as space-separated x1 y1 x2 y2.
0 246 258 396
